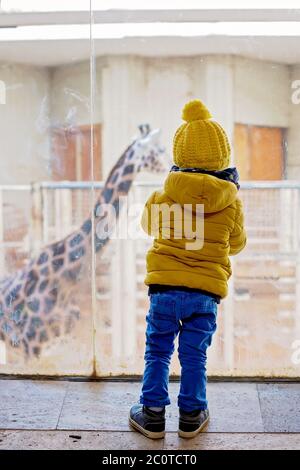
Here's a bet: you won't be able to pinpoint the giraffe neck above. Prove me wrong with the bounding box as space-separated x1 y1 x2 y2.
0 134 158 357
0 141 141 338
65 139 140 260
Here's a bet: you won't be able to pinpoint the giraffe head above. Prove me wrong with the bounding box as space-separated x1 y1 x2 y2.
133 124 168 174
102 124 168 208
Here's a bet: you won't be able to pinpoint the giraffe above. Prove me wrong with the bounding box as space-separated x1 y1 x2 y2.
0 125 166 359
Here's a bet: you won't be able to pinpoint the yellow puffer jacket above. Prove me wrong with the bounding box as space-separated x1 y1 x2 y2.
141 171 247 298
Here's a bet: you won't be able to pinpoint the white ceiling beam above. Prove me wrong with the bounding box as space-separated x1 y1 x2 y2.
1 9 300 27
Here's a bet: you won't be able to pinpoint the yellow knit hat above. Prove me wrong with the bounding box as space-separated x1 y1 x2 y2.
173 99 231 171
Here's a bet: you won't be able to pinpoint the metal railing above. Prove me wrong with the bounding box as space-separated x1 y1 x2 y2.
0 180 299 377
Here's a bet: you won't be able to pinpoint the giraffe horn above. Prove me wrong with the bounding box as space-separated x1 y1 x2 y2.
138 124 151 137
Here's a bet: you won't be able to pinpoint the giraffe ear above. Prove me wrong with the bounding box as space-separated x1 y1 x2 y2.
138 124 151 137
149 128 161 141
140 128 161 147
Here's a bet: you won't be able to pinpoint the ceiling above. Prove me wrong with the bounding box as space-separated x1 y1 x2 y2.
0 9 300 66
0 36 299 67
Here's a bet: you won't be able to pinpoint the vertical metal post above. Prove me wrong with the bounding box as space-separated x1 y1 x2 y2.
0 189 7 365
54 189 62 240
61 188 72 236
121 192 137 365
223 265 235 372
294 189 300 340
30 182 43 256
0 189 4 278
75 133 84 221
42 187 48 244
111 238 123 366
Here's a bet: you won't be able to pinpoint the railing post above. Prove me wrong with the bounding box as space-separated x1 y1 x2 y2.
121 236 137 364
111 238 123 365
0 189 6 365
42 186 48 244
0 340 6 366
61 188 73 236
0 189 4 278
279 188 292 253
54 188 62 240
30 182 44 257
295 189 300 341
223 263 235 372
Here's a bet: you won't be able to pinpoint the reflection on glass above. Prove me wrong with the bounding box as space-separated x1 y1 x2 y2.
0 4 300 377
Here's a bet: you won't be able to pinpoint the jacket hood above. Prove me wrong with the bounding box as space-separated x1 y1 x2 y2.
164 171 238 213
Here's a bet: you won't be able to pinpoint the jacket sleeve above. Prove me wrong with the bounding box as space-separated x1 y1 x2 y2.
229 198 247 256
140 191 159 236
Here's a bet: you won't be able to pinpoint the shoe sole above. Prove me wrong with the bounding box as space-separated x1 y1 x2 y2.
178 416 209 438
129 416 165 440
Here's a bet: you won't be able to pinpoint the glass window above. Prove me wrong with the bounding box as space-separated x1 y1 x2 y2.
0 2 300 378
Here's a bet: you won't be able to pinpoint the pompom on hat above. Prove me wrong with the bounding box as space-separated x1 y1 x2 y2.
173 99 231 171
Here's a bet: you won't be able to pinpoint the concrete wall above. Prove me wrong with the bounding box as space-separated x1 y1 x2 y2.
101 55 234 180
234 56 290 128
233 56 291 172
100 55 298 180
50 59 103 127
0 62 51 184
0 59 104 185
0 55 299 184
101 55 201 179
288 65 300 179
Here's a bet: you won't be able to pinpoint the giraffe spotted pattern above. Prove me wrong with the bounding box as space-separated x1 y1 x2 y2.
0 126 166 359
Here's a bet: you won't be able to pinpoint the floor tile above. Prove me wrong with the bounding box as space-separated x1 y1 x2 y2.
204 382 264 432
257 383 300 432
0 430 163 450
163 432 300 450
0 430 299 450
57 381 176 431
58 381 263 432
0 379 68 430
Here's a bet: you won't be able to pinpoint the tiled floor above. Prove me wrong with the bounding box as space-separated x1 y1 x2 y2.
0 379 299 449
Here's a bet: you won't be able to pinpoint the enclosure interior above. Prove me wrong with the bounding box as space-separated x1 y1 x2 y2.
0 2 300 378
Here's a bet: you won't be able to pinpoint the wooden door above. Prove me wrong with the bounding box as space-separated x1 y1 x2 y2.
234 124 285 180
51 124 102 181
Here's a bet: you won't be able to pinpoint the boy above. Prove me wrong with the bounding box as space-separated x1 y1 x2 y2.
129 100 247 439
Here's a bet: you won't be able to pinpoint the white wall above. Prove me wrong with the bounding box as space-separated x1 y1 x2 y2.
287 65 300 178
232 56 291 171
1 55 299 185
101 55 298 180
234 56 290 128
101 55 235 179
50 59 103 127
0 62 51 184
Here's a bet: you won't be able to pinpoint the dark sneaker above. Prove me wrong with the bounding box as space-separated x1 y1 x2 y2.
178 408 209 438
129 404 165 439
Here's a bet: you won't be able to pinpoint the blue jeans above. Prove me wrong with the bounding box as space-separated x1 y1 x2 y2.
140 290 218 412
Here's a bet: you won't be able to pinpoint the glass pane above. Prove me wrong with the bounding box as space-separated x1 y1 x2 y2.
0 4 94 375
1 3 300 378
91 8 300 378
